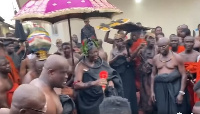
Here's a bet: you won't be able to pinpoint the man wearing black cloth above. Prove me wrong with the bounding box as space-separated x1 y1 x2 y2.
81 19 96 41
151 37 190 114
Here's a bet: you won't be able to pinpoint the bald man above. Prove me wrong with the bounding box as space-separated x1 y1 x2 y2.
9 84 46 114
30 55 69 114
169 35 185 53
98 39 108 62
151 38 189 114
179 36 200 106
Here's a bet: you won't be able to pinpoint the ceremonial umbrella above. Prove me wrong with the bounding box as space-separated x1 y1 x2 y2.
14 0 122 66
112 22 151 32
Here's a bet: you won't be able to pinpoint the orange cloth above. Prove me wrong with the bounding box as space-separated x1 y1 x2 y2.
169 46 185 53
7 74 19 107
5 55 20 84
131 38 146 52
184 62 200 106
131 38 146 90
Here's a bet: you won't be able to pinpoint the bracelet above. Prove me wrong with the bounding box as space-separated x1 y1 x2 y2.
73 81 80 85
179 91 185 95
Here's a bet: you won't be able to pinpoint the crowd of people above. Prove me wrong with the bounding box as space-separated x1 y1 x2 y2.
0 19 200 114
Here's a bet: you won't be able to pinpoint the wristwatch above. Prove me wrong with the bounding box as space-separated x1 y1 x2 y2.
179 91 185 95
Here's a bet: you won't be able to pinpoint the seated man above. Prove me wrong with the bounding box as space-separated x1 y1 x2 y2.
0 56 18 108
30 55 69 114
99 96 131 114
0 84 46 114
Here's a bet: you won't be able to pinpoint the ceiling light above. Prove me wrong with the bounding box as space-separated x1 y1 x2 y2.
135 0 142 3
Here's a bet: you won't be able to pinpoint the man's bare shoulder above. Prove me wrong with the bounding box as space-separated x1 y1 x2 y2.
75 60 85 70
172 52 184 63
30 78 41 87
193 50 200 56
0 108 9 114
153 53 160 60
22 72 32 84
195 36 200 40
179 51 185 55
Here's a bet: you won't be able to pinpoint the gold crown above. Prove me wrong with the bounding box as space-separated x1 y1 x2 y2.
37 50 48 61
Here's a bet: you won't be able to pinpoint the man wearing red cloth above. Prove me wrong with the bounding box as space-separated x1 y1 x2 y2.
0 56 18 108
169 35 185 53
0 42 20 85
179 36 200 108
0 42 19 108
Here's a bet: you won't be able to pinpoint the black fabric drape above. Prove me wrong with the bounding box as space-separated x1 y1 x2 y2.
76 60 123 114
110 56 138 114
154 70 191 114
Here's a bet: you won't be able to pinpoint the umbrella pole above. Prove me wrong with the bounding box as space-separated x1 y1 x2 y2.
67 17 75 68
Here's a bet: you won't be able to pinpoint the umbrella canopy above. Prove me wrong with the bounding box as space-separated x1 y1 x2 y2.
14 0 122 23
14 0 122 68
112 22 151 32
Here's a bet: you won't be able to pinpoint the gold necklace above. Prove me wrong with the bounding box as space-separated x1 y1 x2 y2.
159 51 173 63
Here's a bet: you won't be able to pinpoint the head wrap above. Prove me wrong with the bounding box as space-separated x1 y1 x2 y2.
81 38 99 56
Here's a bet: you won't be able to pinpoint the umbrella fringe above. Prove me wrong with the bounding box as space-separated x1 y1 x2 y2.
14 8 121 20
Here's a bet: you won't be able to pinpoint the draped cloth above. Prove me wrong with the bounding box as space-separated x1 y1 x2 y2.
76 59 123 114
154 70 191 114
5 55 20 84
184 62 200 105
6 74 19 107
130 38 146 91
110 56 138 114
169 46 185 53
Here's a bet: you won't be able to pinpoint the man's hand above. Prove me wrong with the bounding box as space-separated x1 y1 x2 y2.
93 79 108 86
139 42 146 49
19 44 25 51
176 94 183 104
151 92 156 102
108 81 114 88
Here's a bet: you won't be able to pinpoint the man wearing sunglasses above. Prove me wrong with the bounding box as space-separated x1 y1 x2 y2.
30 55 69 114
0 84 46 114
